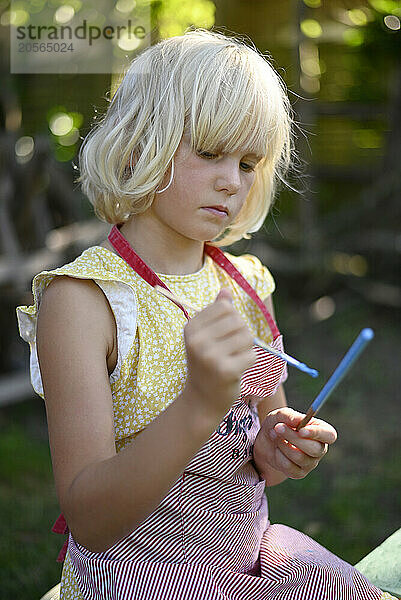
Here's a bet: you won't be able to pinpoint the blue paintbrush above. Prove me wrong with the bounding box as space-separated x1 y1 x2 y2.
252 337 318 378
155 285 319 378
296 328 375 430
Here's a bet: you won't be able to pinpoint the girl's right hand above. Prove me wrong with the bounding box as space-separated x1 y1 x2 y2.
183 288 256 417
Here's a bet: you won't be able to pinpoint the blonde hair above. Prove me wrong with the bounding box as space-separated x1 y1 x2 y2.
76 28 293 247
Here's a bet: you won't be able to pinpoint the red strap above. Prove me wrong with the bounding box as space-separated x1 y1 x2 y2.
108 225 190 320
52 513 69 563
51 512 69 534
204 245 280 340
108 225 280 339
56 539 69 563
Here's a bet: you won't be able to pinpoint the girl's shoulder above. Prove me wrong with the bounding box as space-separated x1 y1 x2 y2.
19 245 136 320
221 251 276 300
35 245 133 283
16 244 135 334
16 245 139 397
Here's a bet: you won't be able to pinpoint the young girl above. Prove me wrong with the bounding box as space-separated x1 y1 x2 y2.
17 28 395 600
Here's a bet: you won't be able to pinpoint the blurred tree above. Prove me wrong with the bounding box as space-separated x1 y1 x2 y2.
220 0 401 309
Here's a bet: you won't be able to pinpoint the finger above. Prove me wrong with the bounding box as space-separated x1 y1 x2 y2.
216 288 233 303
210 313 250 342
273 424 330 458
264 407 307 430
228 332 255 356
297 418 337 444
274 446 308 479
276 438 320 472
192 290 235 324
210 333 256 360
229 349 257 373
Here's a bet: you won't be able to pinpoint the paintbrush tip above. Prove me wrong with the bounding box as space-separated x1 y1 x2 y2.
297 363 319 378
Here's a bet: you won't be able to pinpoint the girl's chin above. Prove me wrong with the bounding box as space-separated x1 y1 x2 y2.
202 228 227 243
185 225 228 242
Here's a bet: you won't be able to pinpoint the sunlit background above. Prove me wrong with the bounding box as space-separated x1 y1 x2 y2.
0 1 400 597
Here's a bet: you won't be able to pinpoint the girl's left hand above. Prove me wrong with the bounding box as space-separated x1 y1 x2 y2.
253 407 337 481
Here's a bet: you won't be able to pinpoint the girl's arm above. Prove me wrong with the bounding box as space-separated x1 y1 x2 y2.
37 279 255 554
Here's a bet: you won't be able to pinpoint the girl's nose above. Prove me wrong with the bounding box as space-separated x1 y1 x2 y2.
214 160 241 195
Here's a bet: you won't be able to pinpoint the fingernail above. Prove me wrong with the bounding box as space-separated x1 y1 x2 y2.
299 428 310 437
269 429 277 440
275 424 285 434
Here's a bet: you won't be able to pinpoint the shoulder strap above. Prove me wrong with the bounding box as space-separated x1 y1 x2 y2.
108 225 190 319
108 225 279 338
204 244 280 339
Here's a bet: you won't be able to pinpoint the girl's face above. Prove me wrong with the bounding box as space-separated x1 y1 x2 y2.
146 134 263 244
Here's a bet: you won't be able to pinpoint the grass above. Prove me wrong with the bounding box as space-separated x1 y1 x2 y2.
0 295 400 598
0 404 62 599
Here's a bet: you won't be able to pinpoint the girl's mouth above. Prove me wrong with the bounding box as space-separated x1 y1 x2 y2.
202 206 228 217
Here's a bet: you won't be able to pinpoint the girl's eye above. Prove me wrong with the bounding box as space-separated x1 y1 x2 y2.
240 162 255 172
198 151 218 159
198 151 256 172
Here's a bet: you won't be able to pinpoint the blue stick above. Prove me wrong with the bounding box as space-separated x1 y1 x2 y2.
253 337 319 378
297 328 374 430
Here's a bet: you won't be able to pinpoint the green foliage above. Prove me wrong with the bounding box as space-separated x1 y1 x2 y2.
151 0 215 38
368 0 401 15
0 425 50 485
0 409 62 598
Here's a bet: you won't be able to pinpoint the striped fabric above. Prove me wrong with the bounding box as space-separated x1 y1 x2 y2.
67 373 384 599
240 336 286 398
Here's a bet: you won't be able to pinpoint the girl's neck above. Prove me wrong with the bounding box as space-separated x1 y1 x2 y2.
102 216 206 276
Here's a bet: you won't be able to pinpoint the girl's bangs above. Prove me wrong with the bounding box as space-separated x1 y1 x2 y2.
188 63 272 161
